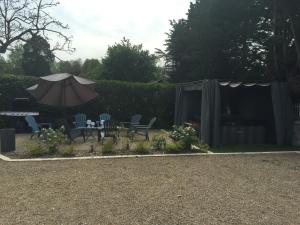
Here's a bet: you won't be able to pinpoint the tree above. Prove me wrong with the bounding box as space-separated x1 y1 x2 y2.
81 58 103 79
22 35 55 76
52 59 82 75
7 45 24 75
163 0 300 83
267 0 300 80
0 55 9 74
0 0 73 54
164 0 271 82
101 38 158 82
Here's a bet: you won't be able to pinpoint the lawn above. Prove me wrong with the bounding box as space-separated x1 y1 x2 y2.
0 153 299 225
211 144 300 153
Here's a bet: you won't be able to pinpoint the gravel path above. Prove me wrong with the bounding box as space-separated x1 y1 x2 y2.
0 154 299 225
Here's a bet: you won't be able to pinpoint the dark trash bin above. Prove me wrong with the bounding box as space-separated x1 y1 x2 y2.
0 129 16 152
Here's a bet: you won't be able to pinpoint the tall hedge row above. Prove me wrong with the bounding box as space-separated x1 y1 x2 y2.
0 74 175 128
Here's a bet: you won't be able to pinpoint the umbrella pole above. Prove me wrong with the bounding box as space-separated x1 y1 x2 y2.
61 107 68 121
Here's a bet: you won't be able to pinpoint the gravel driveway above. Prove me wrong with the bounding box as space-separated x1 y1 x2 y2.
0 153 299 225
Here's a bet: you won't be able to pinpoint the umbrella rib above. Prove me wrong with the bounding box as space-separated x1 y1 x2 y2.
60 79 65 107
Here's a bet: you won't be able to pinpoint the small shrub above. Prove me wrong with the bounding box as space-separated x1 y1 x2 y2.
58 145 75 157
165 141 184 154
102 139 115 155
191 141 210 153
134 141 150 155
27 143 48 157
169 125 199 149
151 130 167 151
40 127 66 154
121 137 131 152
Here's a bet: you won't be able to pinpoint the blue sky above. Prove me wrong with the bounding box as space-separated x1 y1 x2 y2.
52 0 192 60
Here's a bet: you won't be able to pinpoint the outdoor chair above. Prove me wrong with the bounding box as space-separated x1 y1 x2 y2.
97 113 111 127
74 113 87 129
99 113 111 121
130 117 157 141
57 118 86 143
120 114 142 135
101 120 119 144
25 115 52 138
121 114 142 127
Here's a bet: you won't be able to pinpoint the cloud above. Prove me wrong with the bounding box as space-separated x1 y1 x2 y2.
53 0 192 60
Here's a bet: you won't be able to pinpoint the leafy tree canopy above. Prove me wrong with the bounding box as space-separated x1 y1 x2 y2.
163 0 300 83
7 45 24 75
101 38 158 82
0 55 9 74
81 59 103 79
51 59 82 76
22 35 55 76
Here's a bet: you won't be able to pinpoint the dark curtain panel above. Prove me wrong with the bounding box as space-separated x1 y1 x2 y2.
271 82 294 145
200 79 221 146
174 86 184 125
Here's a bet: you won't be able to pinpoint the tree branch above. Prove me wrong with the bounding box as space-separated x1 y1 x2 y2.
0 0 73 54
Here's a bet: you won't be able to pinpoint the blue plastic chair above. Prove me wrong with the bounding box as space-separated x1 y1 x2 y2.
99 113 111 121
74 113 87 128
25 115 52 138
97 113 111 127
25 115 40 138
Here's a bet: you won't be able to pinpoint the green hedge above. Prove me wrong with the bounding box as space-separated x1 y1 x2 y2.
0 74 175 128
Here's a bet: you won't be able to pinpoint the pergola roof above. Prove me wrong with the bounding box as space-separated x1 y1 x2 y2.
176 80 271 91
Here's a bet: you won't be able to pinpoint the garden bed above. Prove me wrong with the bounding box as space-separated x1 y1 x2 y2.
4 127 209 159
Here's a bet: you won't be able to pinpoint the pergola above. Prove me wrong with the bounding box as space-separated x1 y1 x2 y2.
174 79 294 146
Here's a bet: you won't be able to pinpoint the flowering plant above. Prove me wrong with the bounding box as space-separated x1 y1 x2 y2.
169 125 199 149
39 127 66 153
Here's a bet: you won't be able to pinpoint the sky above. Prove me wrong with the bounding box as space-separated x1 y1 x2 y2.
51 0 193 61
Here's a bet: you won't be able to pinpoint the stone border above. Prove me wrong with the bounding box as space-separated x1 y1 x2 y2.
0 151 299 162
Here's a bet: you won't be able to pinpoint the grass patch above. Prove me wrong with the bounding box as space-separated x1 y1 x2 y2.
211 145 300 153
102 139 116 155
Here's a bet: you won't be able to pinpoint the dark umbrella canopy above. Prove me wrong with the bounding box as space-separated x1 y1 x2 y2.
27 73 98 107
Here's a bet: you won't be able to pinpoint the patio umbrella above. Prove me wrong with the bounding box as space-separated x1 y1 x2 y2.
27 73 98 107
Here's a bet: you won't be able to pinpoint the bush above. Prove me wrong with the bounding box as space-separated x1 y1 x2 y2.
151 130 167 151
169 125 199 149
58 145 75 157
39 127 66 154
191 141 210 153
165 141 184 154
120 137 131 152
102 139 115 155
27 143 48 157
134 141 150 154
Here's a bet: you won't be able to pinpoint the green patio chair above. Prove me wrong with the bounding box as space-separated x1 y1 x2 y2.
130 117 157 141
